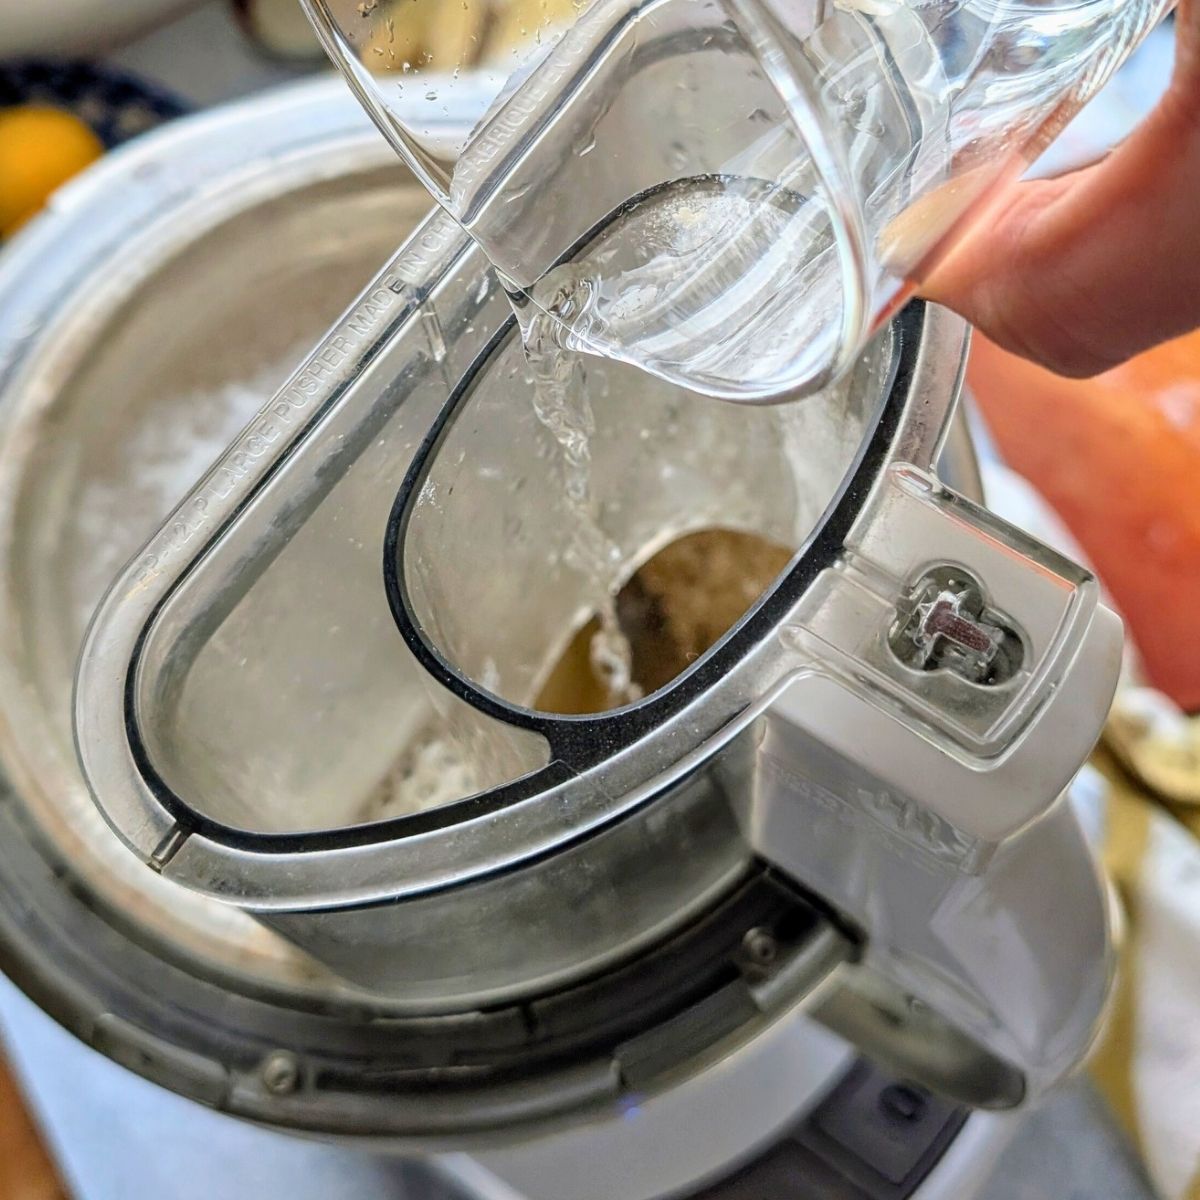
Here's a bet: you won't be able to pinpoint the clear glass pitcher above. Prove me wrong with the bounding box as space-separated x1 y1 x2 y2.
304 0 1176 403
303 0 1174 401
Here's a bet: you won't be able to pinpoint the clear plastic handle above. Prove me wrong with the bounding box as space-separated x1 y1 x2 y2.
752 466 1123 1106
777 464 1125 852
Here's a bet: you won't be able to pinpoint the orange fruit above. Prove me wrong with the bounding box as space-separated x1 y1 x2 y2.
0 105 104 237
969 330 1200 710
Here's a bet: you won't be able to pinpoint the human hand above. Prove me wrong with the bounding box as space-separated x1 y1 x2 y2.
921 2 1200 377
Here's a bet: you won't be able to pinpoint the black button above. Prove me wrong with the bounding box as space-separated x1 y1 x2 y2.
813 1063 963 1186
879 1084 928 1123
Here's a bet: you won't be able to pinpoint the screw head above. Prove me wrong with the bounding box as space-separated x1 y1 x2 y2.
261 1050 300 1095
741 927 779 970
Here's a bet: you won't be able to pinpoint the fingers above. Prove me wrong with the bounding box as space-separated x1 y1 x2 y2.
921 6 1200 377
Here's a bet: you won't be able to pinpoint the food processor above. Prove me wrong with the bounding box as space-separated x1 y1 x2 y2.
0 75 1121 1200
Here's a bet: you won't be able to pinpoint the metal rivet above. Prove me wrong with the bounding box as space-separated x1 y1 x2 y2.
261 1050 300 1095
742 927 778 968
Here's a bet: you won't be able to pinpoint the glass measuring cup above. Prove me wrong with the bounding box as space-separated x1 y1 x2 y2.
304 0 1175 401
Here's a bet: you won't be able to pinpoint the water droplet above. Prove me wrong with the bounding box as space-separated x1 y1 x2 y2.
426 89 438 100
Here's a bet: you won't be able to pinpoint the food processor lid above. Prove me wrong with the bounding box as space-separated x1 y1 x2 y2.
70 164 906 883
73 155 1115 916
70 40 1120 930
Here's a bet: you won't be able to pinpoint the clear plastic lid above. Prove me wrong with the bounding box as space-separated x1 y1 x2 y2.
75 180 1120 902
73 156 1121 1109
